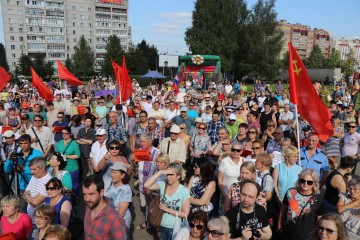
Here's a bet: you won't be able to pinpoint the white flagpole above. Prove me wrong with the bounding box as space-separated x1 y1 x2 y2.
295 105 301 166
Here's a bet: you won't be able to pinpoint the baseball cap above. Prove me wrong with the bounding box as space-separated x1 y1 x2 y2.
95 129 107 136
229 114 236 121
170 125 181 133
3 130 15 138
110 162 128 172
195 117 203 123
180 107 188 112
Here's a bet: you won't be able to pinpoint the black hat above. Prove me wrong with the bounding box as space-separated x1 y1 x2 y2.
302 125 312 131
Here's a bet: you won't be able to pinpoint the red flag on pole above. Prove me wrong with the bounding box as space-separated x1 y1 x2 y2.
0 66 11 91
112 57 133 104
31 67 54 103
57 61 84 86
111 59 122 104
288 42 333 142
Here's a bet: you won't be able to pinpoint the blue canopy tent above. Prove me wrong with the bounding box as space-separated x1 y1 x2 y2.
140 71 166 79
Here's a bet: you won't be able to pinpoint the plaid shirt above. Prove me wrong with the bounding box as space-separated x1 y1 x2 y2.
145 126 164 147
103 123 127 143
206 120 225 144
84 201 127 240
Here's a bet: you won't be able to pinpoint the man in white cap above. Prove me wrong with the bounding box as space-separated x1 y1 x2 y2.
201 94 214 112
225 114 240 139
165 107 195 135
159 125 186 164
89 129 108 174
0 130 17 193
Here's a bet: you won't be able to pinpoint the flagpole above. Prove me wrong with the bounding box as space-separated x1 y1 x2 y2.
295 105 301 167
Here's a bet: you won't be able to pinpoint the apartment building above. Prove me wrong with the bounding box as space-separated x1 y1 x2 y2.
1 0 131 72
276 20 331 59
330 38 360 68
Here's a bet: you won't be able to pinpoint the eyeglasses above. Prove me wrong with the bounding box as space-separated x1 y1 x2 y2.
109 146 120 150
231 148 242 152
180 127 185 130
189 223 204 230
198 127 206 130
252 147 262 150
239 108 244 110
248 131 256 134
299 178 314 186
348 126 357 128
166 174 175 177
205 229 224 237
318 226 337 235
46 186 58 191
35 215 49 221
57 116 63 118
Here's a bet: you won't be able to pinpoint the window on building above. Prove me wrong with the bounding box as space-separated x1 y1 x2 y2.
17 10 22 14
88 7 91 11
11 45 15 49
81 23 84 27
19 28 23 32
10 36 14 40
73 30 75 34
19 36 23 41
12 53 16 58
39 27 42 31
73 38 77 42
73 14 76 19
7 0 11 4
80 7 84 11
8 8 12 14
89 23 92 27
9 27 13 31
29 27 33 31
12 62 16 67
73 22 75 27
17 1 20 5
72 6 76 11
89 39 92 43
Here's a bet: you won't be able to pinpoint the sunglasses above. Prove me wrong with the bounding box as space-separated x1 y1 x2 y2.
109 146 120 150
166 174 175 177
46 186 58 191
170 132 179 135
180 127 185 130
299 178 314 186
318 226 336 235
189 223 204 230
205 229 224 237
198 127 206 130
34 119 42 122
248 131 256 134
231 148 242 152
348 126 357 128
239 108 244 110
57 116 63 118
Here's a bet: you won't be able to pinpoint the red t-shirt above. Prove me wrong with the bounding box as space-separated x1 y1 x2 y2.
1 213 33 240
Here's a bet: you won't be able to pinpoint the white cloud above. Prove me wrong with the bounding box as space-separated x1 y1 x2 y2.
153 23 179 30
157 12 192 19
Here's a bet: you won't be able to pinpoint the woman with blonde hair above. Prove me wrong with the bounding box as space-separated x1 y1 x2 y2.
145 163 190 240
0 195 32 240
206 216 230 240
278 169 324 240
272 146 302 201
179 123 191 151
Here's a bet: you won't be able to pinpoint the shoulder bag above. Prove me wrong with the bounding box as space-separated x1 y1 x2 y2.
149 183 168 228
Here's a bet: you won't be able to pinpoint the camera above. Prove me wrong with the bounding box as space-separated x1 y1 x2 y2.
9 148 23 163
251 228 261 238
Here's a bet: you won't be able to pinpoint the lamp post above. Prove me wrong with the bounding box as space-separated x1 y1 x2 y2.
163 60 168 76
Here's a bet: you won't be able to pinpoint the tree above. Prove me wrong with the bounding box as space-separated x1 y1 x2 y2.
0 43 9 71
137 39 158 70
32 53 55 80
101 35 125 77
72 35 95 78
305 45 325 68
281 51 290 69
185 0 239 72
342 49 358 78
64 57 74 72
325 48 342 68
125 44 148 75
17 54 32 77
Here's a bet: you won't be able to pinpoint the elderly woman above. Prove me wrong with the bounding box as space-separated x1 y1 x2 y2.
28 204 56 240
206 217 230 240
338 178 360 238
218 143 245 201
189 122 212 159
44 178 72 227
278 169 324 240
144 163 190 240
47 152 72 191
313 214 347 240
105 162 132 232
272 146 302 201
0 195 32 240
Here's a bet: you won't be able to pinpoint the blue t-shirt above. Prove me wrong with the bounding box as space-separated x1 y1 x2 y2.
299 147 329 179
158 181 190 229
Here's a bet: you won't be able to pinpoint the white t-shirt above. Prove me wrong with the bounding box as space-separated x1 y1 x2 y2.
219 156 244 192
90 141 108 168
148 108 166 126
225 85 233 94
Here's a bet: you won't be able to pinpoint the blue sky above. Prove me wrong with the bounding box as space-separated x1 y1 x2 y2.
0 0 359 55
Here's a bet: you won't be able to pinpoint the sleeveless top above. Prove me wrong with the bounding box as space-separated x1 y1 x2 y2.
190 176 213 212
259 111 273 132
324 170 343 205
7 116 19 127
44 195 72 226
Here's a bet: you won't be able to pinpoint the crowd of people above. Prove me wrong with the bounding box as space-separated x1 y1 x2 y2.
0 77 358 240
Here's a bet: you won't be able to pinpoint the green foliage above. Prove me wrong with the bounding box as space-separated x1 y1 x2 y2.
326 48 342 68
125 44 148 75
304 45 325 68
137 39 158 70
185 0 239 72
64 57 74 72
281 51 289 69
0 43 9 71
17 54 32 77
341 49 358 78
72 35 95 78
185 0 283 79
32 53 55 80
101 35 125 77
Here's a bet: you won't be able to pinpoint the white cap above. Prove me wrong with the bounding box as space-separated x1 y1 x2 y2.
3 130 15 138
195 117 203 123
110 162 128 172
180 107 188 112
170 125 181 133
95 129 107 136
229 114 236 121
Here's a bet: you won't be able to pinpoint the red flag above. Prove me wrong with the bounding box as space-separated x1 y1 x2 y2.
31 67 54 103
57 61 84 86
112 57 133 104
288 42 333 142
0 66 11 91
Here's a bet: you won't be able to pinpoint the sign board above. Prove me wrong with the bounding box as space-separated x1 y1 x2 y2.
99 0 122 4
158 55 179 68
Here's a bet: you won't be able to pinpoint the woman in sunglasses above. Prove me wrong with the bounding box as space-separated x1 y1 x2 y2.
97 139 131 190
313 214 347 240
338 178 360 238
206 216 230 240
44 178 72 228
189 123 211 159
243 126 259 151
174 210 208 240
277 168 324 240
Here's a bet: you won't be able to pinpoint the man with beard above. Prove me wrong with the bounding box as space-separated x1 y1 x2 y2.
83 175 127 239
